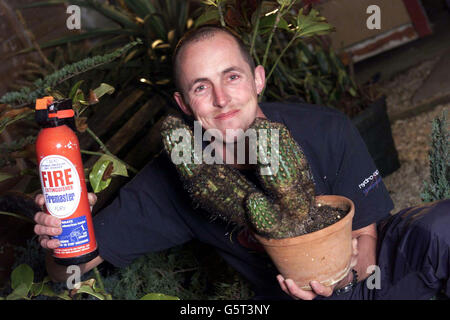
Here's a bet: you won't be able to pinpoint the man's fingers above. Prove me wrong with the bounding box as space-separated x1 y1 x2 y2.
34 223 62 237
276 274 289 293
285 279 316 300
34 194 45 208
352 238 359 255
39 235 60 250
87 192 97 207
310 281 333 297
350 238 359 268
34 211 61 227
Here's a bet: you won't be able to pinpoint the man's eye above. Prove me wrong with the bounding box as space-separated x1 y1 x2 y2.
229 74 239 80
194 85 206 92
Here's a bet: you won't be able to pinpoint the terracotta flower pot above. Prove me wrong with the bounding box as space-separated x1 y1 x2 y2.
253 195 355 290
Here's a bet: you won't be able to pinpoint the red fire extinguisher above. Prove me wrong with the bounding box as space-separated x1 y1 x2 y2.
35 96 98 265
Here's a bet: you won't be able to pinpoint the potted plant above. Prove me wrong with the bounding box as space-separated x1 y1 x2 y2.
161 114 355 289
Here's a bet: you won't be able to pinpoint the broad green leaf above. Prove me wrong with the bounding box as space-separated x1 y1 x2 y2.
97 154 128 178
30 282 45 297
69 80 85 100
70 279 108 300
92 83 115 100
89 159 112 193
296 9 333 38
258 15 290 34
11 264 34 291
194 8 220 27
140 293 180 300
75 284 108 300
72 89 86 109
29 276 51 297
6 283 30 300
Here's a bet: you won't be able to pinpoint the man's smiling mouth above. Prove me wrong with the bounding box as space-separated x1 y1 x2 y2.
215 109 240 120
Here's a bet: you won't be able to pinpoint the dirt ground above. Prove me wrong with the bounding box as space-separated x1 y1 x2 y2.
380 57 449 214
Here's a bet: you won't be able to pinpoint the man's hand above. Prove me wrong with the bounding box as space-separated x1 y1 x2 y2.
33 193 97 250
276 238 358 300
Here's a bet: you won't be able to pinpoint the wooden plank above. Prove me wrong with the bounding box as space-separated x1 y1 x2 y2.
402 0 433 37
78 88 145 150
90 89 145 137
340 24 418 64
105 96 164 155
123 113 167 169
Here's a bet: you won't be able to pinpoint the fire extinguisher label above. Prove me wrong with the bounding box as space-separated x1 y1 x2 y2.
54 215 90 249
39 155 81 219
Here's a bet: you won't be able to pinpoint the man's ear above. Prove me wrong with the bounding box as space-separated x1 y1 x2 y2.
254 65 266 95
174 91 192 116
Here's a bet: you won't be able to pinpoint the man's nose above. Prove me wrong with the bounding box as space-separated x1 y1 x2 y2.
212 85 230 108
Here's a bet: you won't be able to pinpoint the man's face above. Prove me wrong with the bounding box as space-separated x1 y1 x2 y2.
174 32 265 143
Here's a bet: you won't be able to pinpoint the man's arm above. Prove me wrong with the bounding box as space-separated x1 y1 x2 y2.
351 223 378 281
45 251 103 283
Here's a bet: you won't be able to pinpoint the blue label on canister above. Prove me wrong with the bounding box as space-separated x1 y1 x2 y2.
54 216 90 248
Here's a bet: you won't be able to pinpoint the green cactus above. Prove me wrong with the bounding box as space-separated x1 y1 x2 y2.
161 115 316 239
161 115 257 227
245 117 316 238
249 117 315 217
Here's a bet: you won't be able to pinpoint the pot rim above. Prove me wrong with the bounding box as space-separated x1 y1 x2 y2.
253 195 355 246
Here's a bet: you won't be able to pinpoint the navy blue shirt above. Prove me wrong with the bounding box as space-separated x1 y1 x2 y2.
93 101 394 296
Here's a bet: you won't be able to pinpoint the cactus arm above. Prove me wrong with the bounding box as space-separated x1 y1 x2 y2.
250 118 315 222
161 115 257 227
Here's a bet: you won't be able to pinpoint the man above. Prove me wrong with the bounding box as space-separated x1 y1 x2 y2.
34 26 450 300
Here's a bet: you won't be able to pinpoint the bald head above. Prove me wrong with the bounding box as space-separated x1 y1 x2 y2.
172 25 255 95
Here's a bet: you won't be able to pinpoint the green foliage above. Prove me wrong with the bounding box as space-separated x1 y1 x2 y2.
1 240 182 300
20 0 192 94
421 110 450 202
4 263 63 300
199 0 360 112
101 243 253 300
2 263 113 300
102 245 206 300
0 40 141 106
140 293 180 300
